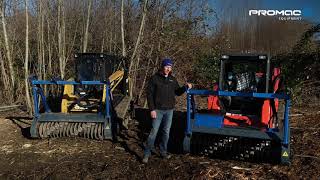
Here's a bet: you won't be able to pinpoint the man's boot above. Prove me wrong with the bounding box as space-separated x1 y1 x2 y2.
142 155 149 164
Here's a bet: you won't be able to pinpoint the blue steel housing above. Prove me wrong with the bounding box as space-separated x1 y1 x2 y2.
30 78 113 139
184 89 291 164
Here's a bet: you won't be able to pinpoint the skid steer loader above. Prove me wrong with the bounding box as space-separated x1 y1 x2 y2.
30 53 131 140
183 54 291 164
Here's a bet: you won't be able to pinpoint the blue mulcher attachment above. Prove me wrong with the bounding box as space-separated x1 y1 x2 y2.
29 53 129 140
183 90 291 164
29 77 115 140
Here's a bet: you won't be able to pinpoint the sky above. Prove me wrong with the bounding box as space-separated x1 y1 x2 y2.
262 0 320 23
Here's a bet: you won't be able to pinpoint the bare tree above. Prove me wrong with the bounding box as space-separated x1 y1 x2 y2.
58 0 66 79
0 0 15 92
46 0 53 77
0 51 10 93
128 0 148 97
37 0 45 80
83 0 92 53
129 0 148 67
24 0 32 115
121 0 127 57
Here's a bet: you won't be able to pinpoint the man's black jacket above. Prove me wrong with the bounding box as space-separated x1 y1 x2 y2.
147 72 186 111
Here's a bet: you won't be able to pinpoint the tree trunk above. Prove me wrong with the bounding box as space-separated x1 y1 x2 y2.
0 0 15 92
41 2 45 82
120 0 126 57
128 0 148 97
25 0 32 115
58 0 66 79
0 50 10 92
66 20 79 64
37 0 45 82
128 0 148 72
101 1 110 53
62 3 66 77
113 0 118 53
83 0 92 53
37 0 42 79
47 14 52 77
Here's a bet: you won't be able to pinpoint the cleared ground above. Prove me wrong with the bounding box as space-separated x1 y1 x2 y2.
0 106 319 179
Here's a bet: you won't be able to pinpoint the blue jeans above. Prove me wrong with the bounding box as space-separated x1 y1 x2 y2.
144 109 173 157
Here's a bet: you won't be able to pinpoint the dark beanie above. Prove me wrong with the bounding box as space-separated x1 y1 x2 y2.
161 58 173 67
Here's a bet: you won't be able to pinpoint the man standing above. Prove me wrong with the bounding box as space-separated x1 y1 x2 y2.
142 58 192 163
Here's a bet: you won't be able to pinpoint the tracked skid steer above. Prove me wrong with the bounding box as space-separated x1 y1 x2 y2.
183 54 291 164
30 53 131 140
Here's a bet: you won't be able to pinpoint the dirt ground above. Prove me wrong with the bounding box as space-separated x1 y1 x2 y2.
0 105 319 179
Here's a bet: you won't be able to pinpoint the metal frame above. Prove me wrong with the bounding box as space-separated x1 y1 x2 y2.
30 78 112 139
185 89 291 164
219 54 271 93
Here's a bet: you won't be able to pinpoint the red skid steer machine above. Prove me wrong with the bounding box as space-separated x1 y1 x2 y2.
183 54 291 164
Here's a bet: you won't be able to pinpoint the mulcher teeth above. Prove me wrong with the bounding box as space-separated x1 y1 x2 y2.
190 133 281 163
37 122 105 140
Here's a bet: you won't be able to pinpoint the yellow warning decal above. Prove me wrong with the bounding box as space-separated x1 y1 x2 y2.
282 151 289 157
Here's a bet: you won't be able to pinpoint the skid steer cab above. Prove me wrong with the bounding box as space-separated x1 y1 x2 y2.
29 53 131 141
183 54 291 164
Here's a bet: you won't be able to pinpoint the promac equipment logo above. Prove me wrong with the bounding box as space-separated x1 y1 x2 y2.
249 10 302 21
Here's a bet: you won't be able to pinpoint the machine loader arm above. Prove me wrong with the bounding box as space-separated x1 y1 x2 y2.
108 70 125 92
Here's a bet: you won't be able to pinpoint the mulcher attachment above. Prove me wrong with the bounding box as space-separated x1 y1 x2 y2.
36 122 106 140
29 53 130 141
30 78 116 140
30 112 115 140
184 89 291 165
190 132 281 163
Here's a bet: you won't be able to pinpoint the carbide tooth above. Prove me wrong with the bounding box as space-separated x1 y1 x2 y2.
43 122 48 137
62 122 68 137
66 123 71 137
50 122 56 138
46 122 52 137
47 122 52 138
77 123 81 136
43 122 49 138
38 123 44 138
85 123 90 139
51 122 56 137
74 123 79 136
70 123 75 136
59 122 63 137
53 122 59 138
51 122 56 138
97 123 101 140
94 123 98 140
82 123 87 138
69 123 73 136
80 123 84 136
87 124 91 139
83 123 88 138
90 123 95 139
98 123 103 140
55 122 59 129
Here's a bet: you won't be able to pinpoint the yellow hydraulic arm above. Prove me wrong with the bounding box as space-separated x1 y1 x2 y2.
61 70 126 113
